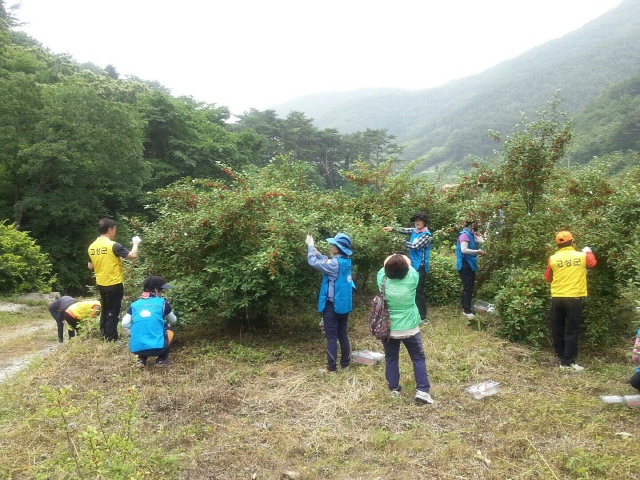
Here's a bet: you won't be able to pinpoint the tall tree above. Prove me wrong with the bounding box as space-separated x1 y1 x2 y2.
10 79 148 289
139 91 263 189
490 96 572 215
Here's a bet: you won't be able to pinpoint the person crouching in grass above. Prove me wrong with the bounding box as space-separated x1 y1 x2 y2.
122 276 177 369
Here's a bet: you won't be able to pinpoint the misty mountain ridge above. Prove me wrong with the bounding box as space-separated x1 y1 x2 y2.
271 0 640 171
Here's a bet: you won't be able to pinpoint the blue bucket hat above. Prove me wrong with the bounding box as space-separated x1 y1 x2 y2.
326 233 352 256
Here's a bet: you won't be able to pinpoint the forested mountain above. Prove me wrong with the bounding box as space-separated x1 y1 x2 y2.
570 70 640 164
271 0 640 171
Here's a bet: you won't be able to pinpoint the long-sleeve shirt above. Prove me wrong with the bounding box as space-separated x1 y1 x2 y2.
392 227 433 251
48 296 76 322
308 245 343 302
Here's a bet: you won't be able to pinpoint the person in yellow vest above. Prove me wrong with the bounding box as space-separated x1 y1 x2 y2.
87 218 141 342
49 296 101 342
544 231 597 371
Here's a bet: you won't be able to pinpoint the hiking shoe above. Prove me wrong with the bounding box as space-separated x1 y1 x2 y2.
390 389 401 398
341 365 351 372
415 390 434 404
136 359 146 369
560 363 584 372
462 311 475 319
420 318 430 325
156 359 173 367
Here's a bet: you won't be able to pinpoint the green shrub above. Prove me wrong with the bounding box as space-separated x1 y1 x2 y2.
424 253 459 306
135 161 401 322
0 221 54 294
495 266 550 346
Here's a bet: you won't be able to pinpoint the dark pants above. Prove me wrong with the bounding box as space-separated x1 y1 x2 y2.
416 264 427 320
98 283 124 342
382 332 431 392
134 328 174 362
630 371 640 393
551 297 583 366
58 311 79 342
322 301 351 371
458 260 476 314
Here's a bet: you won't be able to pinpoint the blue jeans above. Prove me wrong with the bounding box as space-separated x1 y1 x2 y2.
416 264 427 320
322 301 351 371
382 332 431 392
459 260 476 314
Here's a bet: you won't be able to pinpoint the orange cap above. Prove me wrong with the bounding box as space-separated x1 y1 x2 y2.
555 231 573 244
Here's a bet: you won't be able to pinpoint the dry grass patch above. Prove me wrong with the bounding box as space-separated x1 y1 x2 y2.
1 303 639 479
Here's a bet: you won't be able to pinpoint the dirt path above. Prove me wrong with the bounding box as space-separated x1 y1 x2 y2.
0 302 60 383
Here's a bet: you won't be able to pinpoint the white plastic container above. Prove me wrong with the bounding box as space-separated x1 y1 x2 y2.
601 394 640 407
466 381 501 400
352 351 385 366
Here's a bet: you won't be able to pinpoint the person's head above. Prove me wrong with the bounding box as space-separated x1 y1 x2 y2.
464 219 479 232
143 275 172 295
384 253 410 279
555 231 574 248
325 233 352 256
410 212 428 229
98 218 117 238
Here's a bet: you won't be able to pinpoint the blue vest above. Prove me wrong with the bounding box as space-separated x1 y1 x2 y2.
456 228 478 271
129 296 166 353
408 229 432 272
318 257 355 314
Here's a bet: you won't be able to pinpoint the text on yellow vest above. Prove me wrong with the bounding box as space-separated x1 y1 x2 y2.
88 236 123 286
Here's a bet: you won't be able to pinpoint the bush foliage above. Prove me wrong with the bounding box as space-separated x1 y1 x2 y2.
0 221 54 293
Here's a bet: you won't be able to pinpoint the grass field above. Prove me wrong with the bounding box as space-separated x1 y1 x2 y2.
1 300 639 479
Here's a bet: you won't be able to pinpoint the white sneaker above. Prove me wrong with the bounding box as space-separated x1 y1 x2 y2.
415 390 434 404
318 367 336 375
559 363 584 372
462 311 475 319
390 389 401 398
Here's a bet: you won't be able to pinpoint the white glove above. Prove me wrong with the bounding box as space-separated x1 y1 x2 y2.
305 235 314 246
132 236 142 245
582 246 592 253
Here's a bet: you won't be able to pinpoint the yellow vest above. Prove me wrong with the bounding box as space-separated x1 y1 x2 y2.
66 301 101 321
88 236 123 286
549 247 588 297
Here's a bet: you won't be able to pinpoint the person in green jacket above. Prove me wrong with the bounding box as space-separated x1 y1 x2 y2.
376 254 434 405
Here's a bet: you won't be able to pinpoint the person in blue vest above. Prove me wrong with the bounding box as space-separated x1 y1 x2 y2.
306 232 356 374
122 275 177 369
382 212 433 321
456 220 486 318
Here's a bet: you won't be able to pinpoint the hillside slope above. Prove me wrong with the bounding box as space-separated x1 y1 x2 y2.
272 0 640 170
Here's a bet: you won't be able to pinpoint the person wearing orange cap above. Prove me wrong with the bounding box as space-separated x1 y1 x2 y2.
544 231 597 371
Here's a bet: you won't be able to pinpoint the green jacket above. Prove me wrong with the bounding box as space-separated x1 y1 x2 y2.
376 267 421 331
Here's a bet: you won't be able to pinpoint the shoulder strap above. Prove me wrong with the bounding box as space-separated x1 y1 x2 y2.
381 277 387 297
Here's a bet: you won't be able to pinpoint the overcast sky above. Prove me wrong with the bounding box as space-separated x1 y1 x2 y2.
16 0 623 115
